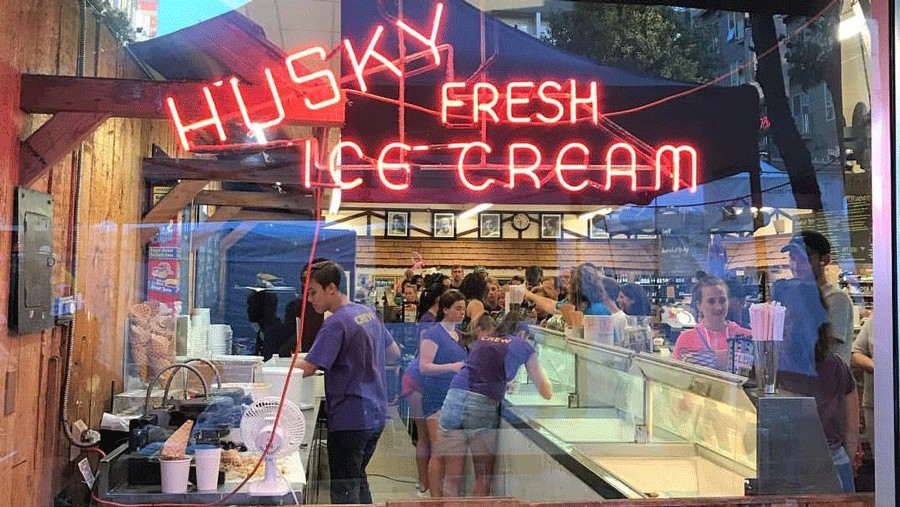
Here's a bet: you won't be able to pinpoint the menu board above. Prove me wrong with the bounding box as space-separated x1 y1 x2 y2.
794 173 872 265
659 235 709 276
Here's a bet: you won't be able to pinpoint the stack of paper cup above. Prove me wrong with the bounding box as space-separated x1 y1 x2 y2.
207 324 232 355
188 309 211 356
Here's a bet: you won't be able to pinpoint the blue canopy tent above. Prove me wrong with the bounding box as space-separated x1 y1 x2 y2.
191 221 357 344
651 161 847 210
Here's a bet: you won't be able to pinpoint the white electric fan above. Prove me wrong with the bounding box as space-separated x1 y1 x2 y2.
241 397 306 496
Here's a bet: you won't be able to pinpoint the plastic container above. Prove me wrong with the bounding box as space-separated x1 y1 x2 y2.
260 365 315 408
210 355 263 383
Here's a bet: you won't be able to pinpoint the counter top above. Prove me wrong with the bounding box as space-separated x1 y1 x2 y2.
95 397 322 505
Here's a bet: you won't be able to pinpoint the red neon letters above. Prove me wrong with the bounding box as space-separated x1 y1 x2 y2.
441 80 600 125
165 2 702 196
298 139 697 193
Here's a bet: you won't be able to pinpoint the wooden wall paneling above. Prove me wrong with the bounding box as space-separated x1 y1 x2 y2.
0 2 175 503
71 127 99 428
85 11 99 78
0 0 21 499
19 0 59 74
57 1 79 75
114 118 145 374
358 239 662 272
97 27 119 78
110 118 137 404
39 327 66 506
84 118 126 427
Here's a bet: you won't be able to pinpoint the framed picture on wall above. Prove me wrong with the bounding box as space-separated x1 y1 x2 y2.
432 212 456 239
540 214 563 239
386 211 410 237
588 215 608 239
478 212 502 239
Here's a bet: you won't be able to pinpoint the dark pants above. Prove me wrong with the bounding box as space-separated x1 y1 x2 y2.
327 427 384 504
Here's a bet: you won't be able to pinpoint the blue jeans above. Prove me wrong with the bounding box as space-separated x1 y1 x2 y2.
327 427 384 504
439 388 500 436
831 446 856 493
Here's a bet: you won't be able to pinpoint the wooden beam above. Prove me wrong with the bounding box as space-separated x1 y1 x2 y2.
189 206 242 249
220 222 255 253
206 205 243 222
20 74 344 126
230 210 313 221
20 112 110 187
194 190 315 211
140 180 210 244
144 157 306 185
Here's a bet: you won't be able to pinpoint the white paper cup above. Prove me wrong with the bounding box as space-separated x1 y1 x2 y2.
159 457 192 494
193 446 222 491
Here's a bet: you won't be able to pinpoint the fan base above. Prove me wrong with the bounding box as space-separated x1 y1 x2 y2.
248 476 292 496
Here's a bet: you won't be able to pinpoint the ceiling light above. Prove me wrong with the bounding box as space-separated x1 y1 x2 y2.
838 3 867 41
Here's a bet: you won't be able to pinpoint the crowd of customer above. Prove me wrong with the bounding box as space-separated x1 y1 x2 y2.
299 228 868 500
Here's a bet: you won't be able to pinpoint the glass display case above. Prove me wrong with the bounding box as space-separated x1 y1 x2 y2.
495 326 840 500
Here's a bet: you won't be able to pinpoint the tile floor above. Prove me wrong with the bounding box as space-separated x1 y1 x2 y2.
365 407 422 502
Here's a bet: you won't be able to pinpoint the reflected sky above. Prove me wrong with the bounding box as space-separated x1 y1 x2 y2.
158 0 251 36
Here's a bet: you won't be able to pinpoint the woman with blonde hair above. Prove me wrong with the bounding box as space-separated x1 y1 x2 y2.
439 312 552 496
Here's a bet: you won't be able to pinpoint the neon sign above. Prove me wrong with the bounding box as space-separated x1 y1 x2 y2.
166 2 699 193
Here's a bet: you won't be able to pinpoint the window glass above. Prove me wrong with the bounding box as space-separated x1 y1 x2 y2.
66 0 876 503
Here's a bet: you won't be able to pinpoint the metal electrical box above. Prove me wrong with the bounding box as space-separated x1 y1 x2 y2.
10 187 54 334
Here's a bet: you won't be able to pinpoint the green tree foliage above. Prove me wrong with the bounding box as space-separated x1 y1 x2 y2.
784 15 836 91
88 0 135 43
543 5 722 83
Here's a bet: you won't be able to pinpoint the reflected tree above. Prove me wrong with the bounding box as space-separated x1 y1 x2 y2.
544 4 722 83
750 13 823 210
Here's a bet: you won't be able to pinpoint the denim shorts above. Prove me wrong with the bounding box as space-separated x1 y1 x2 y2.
439 388 500 436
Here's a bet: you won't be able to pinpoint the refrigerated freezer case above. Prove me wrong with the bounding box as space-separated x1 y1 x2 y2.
494 326 840 499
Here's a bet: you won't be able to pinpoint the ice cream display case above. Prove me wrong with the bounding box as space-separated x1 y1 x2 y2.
494 326 840 500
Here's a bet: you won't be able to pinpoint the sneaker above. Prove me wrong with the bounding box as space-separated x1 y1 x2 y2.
416 488 430 498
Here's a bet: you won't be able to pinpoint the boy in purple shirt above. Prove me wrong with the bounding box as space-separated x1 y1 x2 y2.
298 260 401 504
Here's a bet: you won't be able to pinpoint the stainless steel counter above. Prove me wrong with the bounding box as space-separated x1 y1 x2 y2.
95 396 323 505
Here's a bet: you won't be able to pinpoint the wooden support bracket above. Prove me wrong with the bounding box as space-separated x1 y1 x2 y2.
19 112 110 187
140 179 210 245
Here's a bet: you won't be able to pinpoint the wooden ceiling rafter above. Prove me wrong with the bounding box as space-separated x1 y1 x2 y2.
144 156 305 185
194 190 315 211
20 74 343 127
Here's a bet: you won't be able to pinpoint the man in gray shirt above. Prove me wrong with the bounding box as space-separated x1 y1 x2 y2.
781 230 854 363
